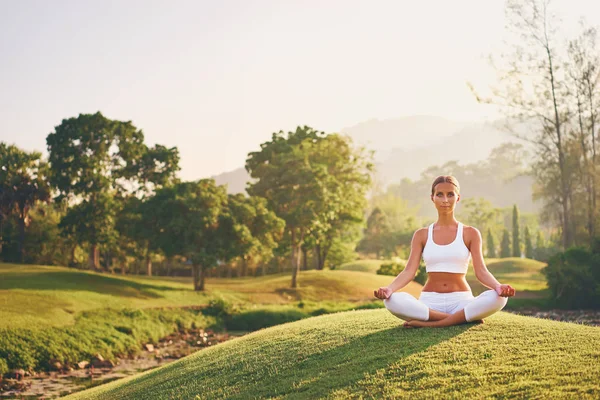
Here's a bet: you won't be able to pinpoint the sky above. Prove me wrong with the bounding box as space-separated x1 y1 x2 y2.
1 0 599 180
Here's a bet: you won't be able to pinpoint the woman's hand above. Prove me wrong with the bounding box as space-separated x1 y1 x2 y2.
374 286 393 300
495 284 516 297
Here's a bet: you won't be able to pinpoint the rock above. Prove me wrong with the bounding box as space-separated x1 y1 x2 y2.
77 361 90 369
145 344 154 352
6 369 26 380
90 354 114 368
51 361 62 371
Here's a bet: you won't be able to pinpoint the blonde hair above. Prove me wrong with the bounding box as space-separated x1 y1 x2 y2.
431 175 460 196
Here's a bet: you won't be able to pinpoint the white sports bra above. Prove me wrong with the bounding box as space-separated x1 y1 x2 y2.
422 222 471 274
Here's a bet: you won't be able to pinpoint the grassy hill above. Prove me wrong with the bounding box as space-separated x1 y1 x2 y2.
338 259 387 273
466 257 548 295
64 310 600 400
0 263 421 330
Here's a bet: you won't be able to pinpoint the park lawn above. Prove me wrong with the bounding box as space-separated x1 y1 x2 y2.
467 257 548 296
64 309 600 400
0 263 421 330
338 259 389 273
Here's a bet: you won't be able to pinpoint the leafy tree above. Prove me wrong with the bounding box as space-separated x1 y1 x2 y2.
227 194 285 276
500 229 511 258
512 204 521 257
486 228 496 258
306 134 373 269
356 207 390 258
153 180 233 291
46 112 179 270
0 143 51 262
246 126 328 288
524 226 534 258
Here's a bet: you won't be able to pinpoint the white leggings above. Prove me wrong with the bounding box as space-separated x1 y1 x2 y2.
384 290 508 322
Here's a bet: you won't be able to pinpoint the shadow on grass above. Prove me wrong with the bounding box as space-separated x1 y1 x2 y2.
238 323 475 399
0 271 181 298
113 319 476 399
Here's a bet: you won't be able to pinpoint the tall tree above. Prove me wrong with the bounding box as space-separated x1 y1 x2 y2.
500 229 511 258
472 0 574 248
486 228 497 258
46 112 179 270
306 134 373 270
153 180 230 291
0 143 51 262
246 126 327 288
512 204 521 257
356 207 391 259
524 226 534 258
227 194 285 276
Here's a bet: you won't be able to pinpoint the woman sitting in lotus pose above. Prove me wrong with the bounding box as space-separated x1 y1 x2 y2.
374 175 515 328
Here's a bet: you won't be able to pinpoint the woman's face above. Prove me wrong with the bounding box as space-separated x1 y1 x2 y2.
431 182 460 213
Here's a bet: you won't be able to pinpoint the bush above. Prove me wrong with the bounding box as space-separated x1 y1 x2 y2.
543 247 600 309
203 297 235 318
376 260 406 276
377 260 427 285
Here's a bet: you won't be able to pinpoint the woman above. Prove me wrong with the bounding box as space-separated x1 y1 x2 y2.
373 175 515 328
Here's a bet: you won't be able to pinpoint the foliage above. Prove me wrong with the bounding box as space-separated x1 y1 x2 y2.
512 205 521 257
376 260 406 276
524 226 534 258
543 246 600 308
46 112 179 269
486 228 497 258
0 142 51 262
500 229 511 258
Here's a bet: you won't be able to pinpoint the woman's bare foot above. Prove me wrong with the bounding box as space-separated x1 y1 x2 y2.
403 320 431 328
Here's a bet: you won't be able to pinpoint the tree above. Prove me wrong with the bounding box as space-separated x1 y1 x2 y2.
512 204 521 257
356 207 390 258
500 229 511 258
227 194 285 276
524 226 533 258
153 180 230 291
246 126 328 288
46 112 179 270
459 197 497 239
0 143 51 262
472 0 575 248
306 134 373 270
486 228 497 258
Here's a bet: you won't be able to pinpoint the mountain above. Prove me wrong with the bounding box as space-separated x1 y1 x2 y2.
212 167 251 194
209 116 528 200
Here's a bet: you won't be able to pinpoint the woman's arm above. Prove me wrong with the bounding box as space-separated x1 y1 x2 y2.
374 229 425 299
469 227 515 297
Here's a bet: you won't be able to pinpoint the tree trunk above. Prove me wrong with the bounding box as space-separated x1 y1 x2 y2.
291 230 299 288
145 245 152 276
166 257 172 277
242 258 248 277
192 264 200 290
315 244 323 270
88 244 100 270
302 247 308 270
0 218 4 260
18 215 25 263
199 267 206 291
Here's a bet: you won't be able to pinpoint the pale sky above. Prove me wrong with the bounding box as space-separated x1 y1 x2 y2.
1 0 598 180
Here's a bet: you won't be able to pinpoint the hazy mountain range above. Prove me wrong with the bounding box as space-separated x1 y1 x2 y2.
212 115 522 194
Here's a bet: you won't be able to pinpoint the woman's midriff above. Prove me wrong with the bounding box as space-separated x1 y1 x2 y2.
421 272 471 293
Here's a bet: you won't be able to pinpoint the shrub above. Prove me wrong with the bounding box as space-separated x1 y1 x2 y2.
543 246 600 309
376 260 406 276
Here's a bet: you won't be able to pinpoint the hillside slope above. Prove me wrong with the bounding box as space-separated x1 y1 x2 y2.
65 310 600 399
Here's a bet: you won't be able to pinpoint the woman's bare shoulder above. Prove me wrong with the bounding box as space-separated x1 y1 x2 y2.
462 225 482 240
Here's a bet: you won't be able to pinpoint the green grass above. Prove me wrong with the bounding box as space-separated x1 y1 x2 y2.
337 259 388 273
64 310 600 400
0 263 421 330
467 257 548 297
